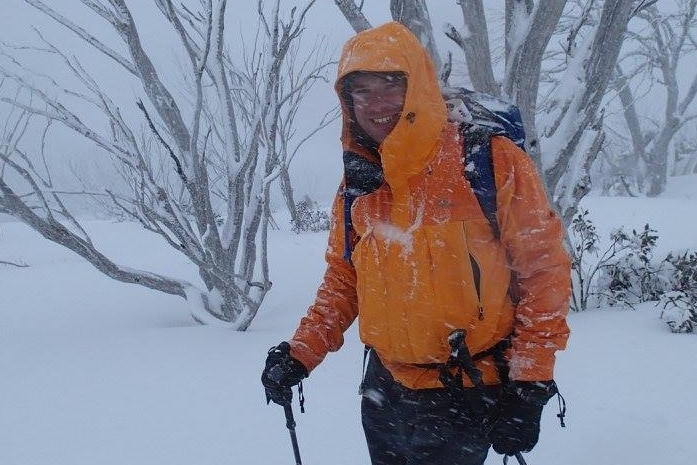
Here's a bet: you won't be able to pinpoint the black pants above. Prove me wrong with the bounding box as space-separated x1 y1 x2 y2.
361 350 499 465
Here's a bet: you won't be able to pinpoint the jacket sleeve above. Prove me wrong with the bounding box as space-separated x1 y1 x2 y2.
288 187 359 373
493 137 571 382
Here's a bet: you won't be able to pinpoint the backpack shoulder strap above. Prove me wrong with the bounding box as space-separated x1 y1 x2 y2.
342 151 384 263
461 122 500 239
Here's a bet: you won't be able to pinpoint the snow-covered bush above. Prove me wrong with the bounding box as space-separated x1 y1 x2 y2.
570 210 696 333
658 252 697 333
569 209 603 311
595 224 670 308
291 198 330 233
568 210 665 310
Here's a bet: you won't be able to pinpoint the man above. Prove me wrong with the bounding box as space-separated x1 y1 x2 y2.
262 22 570 465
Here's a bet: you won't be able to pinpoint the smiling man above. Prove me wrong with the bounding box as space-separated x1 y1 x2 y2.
262 22 571 465
344 72 407 144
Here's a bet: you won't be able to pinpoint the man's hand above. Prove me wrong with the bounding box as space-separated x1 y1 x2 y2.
489 380 558 455
261 342 308 406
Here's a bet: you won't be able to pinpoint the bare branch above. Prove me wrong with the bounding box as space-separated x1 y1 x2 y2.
334 0 372 32
136 100 187 185
23 0 138 75
0 259 29 267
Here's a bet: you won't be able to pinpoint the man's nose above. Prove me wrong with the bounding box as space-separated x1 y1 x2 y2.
367 92 398 107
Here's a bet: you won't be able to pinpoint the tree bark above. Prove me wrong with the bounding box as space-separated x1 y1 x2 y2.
504 0 566 165
334 0 371 32
543 0 641 224
390 0 442 73
453 0 499 96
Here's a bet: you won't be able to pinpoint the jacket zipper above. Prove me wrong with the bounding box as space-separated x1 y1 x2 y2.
469 253 485 320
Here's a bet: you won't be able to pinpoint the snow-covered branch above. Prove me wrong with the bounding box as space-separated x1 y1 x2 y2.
334 0 371 32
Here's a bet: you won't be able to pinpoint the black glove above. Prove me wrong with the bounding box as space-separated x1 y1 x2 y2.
489 380 558 455
261 342 308 406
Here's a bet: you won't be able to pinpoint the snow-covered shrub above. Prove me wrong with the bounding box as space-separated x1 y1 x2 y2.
597 224 670 307
291 198 330 233
569 209 603 311
658 251 697 333
595 225 670 308
570 210 696 333
660 293 695 333
569 211 668 311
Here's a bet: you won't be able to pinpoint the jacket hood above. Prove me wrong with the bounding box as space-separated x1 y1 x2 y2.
335 22 447 197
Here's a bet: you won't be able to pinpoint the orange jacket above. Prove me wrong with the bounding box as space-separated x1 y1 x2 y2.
289 22 570 389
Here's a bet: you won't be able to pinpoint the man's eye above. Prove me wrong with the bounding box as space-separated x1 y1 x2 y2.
385 82 405 92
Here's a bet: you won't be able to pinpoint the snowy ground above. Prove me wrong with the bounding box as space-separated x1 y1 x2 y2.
1 176 696 465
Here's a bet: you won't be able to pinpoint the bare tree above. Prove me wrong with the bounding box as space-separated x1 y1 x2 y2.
610 0 697 196
0 0 331 329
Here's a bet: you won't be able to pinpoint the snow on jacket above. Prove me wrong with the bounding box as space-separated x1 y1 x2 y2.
288 22 571 389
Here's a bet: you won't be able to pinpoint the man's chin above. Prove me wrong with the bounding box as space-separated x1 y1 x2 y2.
368 128 395 144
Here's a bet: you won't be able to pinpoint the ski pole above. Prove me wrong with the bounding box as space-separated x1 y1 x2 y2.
503 452 528 465
283 403 302 465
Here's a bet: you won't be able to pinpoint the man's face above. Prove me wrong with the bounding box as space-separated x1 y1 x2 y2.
348 72 407 144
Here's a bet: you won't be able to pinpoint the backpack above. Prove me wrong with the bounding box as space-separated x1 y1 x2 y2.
342 87 527 261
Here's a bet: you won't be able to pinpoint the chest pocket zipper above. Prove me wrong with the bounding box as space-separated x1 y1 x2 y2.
469 254 484 320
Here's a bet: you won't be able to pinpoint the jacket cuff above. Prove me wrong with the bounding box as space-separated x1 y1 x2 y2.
508 345 557 381
509 380 558 406
288 339 324 374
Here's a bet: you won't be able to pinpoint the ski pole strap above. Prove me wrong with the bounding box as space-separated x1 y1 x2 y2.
342 190 356 263
556 388 567 427
298 381 305 413
503 452 528 465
